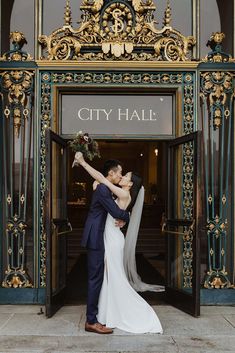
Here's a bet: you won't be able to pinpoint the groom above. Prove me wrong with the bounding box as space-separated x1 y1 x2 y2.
81 159 129 334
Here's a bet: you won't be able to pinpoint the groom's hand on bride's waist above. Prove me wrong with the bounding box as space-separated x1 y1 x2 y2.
115 219 126 228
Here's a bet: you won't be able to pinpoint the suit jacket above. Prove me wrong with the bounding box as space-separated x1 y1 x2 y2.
81 183 129 250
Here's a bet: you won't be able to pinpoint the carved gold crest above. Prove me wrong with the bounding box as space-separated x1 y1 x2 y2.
39 0 195 61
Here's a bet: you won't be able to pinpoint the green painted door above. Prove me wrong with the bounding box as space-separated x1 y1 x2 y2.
45 129 72 317
163 131 202 317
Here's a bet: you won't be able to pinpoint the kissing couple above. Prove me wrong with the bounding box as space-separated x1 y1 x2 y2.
73 152 163 334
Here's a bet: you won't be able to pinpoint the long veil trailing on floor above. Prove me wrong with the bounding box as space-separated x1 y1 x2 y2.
123 186 165 292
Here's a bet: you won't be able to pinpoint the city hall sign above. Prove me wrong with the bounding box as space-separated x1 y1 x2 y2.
77 108 158 122
61 95 173 138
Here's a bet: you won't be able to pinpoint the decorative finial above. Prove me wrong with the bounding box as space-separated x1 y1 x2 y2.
64 0 72 26
10 31 27 50
209 32 225 46
0 31 32 61
204 32 233 63
164 0 172 27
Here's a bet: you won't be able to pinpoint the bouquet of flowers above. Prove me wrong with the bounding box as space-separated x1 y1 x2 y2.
69 131 101 162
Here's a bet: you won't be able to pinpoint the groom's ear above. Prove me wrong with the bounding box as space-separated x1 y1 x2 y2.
108 170 114 178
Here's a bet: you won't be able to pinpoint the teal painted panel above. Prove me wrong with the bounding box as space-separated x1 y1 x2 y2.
0 288 46 304
201 289 235 305
0 62 37 69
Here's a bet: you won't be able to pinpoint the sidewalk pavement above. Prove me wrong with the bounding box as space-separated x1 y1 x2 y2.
0 304 234 353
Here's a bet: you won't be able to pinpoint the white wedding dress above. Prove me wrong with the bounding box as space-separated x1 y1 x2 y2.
97 208 163 334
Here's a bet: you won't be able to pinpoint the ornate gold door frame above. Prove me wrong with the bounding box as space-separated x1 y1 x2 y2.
37 65 197 288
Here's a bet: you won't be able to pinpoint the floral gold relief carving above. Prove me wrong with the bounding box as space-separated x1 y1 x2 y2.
39 0 195 61
1 70 34 137
200 71 234 130
2 267 32 288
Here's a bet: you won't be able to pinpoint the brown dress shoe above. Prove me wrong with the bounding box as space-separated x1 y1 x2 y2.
85 322 113 334
96 322 113 330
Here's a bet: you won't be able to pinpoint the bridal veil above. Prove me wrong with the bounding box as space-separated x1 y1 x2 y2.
123 186 165 292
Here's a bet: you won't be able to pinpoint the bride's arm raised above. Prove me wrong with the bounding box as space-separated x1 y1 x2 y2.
74 152 128 200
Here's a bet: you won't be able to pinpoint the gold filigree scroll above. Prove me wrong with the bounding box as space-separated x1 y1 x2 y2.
2 266 32 288
39 0 195 61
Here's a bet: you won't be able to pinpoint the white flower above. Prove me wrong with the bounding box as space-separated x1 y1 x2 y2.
78 130 83 134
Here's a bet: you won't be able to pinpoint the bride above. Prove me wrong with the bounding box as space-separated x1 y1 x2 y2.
74 152 163 334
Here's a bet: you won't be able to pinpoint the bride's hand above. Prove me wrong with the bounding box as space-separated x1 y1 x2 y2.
115 219 126 228
75 151 85 164
72 152 84 168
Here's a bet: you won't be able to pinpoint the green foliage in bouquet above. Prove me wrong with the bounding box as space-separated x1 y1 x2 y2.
69 131 101 161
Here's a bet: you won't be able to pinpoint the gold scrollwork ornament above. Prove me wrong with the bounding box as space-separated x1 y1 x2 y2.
39 0 195 61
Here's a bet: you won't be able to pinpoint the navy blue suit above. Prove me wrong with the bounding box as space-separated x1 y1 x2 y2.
81 183 129 324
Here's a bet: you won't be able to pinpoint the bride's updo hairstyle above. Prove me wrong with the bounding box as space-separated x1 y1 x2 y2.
127 173 142 212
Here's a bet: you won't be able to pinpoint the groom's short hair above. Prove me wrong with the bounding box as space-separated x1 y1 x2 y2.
103 159 122 177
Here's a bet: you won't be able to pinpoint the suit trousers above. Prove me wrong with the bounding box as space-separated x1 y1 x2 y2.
86 248 105 324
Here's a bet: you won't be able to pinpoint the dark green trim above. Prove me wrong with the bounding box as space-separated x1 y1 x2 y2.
0 97 3 281
0 288 45 304
198 62 235 70
0 61 37 69
231 106 235 283
1 287 235 305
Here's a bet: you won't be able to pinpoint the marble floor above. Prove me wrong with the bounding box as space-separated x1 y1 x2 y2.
0 304 234 353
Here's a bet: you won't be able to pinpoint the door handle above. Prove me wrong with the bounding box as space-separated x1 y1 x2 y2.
57 221 73 235
51 220 73 235
162 222 186 236
162 219 195 236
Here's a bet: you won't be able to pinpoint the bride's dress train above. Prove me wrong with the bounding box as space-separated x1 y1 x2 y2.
97 213 163 334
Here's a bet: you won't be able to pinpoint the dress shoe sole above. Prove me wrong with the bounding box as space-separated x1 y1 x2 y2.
85 327 113 334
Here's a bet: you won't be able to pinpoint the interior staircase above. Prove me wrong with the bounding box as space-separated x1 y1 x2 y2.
65 228 166 304
67 227 165 260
